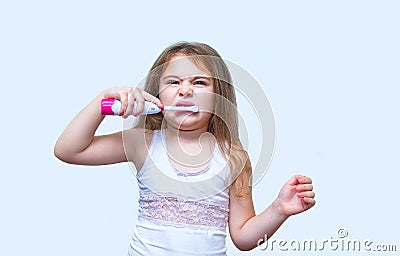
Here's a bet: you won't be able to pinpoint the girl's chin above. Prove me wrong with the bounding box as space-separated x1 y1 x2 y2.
165 114 207 129
176 116 200 126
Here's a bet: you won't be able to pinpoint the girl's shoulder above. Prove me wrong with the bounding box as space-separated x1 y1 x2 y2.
123 128 158 170
123 128 157 139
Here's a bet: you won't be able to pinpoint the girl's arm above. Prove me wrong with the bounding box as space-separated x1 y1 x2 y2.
54 87 163 165
229 173 316 251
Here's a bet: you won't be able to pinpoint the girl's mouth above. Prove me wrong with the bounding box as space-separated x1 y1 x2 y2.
175 101 196 107
172 101 198 114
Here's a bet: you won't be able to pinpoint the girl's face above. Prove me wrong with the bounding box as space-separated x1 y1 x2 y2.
159 55 215 131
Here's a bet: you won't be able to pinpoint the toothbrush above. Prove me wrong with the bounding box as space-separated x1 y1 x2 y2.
101 98 199 115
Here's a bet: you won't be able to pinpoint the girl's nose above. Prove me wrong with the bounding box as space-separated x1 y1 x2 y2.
178 82 193 97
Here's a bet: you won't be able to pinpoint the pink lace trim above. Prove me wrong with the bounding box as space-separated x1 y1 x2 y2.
138 192 229 231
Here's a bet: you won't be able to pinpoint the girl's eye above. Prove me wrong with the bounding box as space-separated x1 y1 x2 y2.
193 80 207 86
167 80 179 85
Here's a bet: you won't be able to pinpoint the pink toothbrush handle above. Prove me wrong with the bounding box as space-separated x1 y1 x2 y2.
101 98 162 115
101 98 120 115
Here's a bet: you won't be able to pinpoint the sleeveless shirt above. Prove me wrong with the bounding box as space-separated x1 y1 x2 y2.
127 130 231 255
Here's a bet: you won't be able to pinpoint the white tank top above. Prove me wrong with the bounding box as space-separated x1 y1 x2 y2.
128 130 232 256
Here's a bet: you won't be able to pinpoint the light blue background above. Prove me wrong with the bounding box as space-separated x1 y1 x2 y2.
1 1 399 255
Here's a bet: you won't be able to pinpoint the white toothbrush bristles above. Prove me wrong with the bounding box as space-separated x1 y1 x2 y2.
164 106 199 112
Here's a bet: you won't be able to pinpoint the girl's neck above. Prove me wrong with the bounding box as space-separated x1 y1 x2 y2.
163 124 216 172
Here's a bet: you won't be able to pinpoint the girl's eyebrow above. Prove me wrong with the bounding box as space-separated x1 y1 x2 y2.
162 75 212 80
192 76 212 80
162 75 180 80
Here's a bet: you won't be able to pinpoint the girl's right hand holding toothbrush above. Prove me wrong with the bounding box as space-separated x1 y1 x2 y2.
55 86 162 165
102 87 163 118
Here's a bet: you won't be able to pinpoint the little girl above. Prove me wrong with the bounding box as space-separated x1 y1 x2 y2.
54 42 315 255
